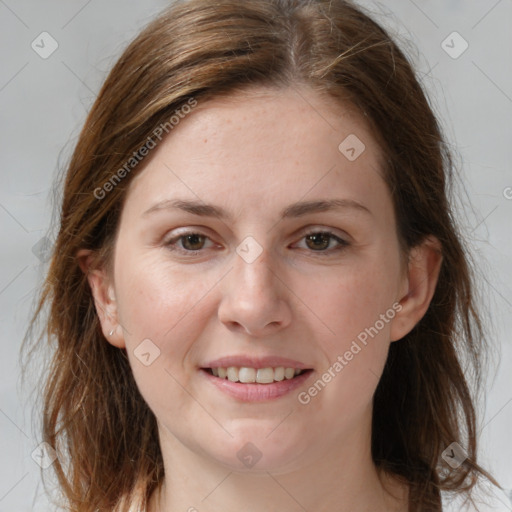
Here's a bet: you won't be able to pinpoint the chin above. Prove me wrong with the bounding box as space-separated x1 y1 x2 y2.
203 428 309 473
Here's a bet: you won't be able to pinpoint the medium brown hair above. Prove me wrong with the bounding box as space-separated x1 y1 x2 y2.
24 0 497 510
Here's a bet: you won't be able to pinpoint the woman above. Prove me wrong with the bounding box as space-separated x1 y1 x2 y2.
25 0 499 510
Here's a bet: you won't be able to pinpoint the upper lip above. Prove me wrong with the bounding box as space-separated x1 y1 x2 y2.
202 356 312 370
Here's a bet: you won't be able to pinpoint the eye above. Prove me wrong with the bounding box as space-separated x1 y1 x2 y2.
164 229 349 256
294 230 350 255
164 231 214 254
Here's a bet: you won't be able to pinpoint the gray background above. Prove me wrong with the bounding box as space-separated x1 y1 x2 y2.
0 1 510 510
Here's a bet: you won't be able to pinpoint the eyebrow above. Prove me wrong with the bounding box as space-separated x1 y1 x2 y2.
142 198 372 220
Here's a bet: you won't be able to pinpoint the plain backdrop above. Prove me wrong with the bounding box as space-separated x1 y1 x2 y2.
0 1 510 510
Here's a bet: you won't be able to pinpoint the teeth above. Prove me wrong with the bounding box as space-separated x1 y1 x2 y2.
227 366 238 382
256 367 274 384
274 367 285 381
208 366 304 384
284 367 295 379
239 367 256 383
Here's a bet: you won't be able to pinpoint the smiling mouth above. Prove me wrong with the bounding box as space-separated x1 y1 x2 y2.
202 366 313 384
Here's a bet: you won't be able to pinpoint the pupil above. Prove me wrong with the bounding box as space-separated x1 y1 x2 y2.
307 233 329 250
184 234 204 250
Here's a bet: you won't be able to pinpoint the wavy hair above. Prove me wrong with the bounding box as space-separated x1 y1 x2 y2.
24 0 497 510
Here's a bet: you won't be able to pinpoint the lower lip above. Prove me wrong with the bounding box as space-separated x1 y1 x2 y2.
200 369 314 402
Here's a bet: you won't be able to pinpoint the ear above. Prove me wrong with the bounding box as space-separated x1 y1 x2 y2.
76 249 125 349
390 236 443 342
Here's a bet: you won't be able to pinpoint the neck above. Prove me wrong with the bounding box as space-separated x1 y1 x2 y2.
148 412 407 512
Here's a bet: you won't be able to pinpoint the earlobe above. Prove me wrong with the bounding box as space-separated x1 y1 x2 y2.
390 236 443 342
76 249 125 349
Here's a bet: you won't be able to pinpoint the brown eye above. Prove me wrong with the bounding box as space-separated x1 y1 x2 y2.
165 231 213 254
180 233 206 251
296 230 349 255
305 232 331 251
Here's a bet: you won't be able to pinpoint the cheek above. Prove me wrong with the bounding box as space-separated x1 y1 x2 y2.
299 258 399 349
114 257 215 416
114 254 216 364
295 255 398 408
307 259 401 420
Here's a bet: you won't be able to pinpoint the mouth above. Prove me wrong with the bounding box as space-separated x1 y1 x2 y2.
199 364 314 402
201 366 313 384
199 356 314 401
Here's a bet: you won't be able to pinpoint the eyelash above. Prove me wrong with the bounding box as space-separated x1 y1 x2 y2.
164 229 350 257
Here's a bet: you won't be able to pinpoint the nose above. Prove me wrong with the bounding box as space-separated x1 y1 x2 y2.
217 245 292 337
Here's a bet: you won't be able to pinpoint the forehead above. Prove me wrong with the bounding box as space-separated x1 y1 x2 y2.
122 85 388 220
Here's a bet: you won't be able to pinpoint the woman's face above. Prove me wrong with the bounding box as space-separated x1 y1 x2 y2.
106 86 411 472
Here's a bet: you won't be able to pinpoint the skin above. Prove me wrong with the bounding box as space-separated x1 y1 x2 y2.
79 85 442 511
